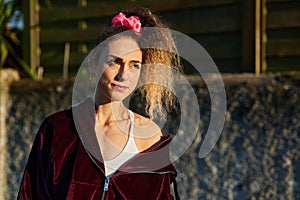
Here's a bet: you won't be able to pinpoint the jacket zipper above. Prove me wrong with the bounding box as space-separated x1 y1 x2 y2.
100 171 174 200
84 144 176 199
101 178 110 200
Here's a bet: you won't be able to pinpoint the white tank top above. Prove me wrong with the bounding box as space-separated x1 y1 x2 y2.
104 110 139 177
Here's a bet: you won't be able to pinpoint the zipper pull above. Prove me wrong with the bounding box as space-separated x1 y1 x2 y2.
104 178 110 191
101 179 110 200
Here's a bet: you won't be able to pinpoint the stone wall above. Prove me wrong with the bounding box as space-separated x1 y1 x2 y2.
175 74 300 200
0 69 20 200
2 71 300 199
6 77 74 200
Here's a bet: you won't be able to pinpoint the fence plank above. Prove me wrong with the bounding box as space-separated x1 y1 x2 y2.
267 28 300 39
165 4 241 35
267 9 300 29
41 51 86 67
23 0 40 73
267 57 300 71
40 26 103 44
267 0 297 2
214 58 243 73
40 0 239 23
267 39 300 57
242 0 255 72
192 34 242 59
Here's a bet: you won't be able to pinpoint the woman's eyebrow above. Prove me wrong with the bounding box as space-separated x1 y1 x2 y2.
130 60 142 63
105 55 123 64
106 55 141 63
106 55 119 60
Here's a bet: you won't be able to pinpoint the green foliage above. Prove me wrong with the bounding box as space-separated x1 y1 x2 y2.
0 0 37 79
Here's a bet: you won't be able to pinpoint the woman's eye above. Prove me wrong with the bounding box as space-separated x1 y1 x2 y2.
106 60 119 68
107 60 115 65
132 63 141 69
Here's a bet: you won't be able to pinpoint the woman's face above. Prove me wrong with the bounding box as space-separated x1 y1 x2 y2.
96 37 142 103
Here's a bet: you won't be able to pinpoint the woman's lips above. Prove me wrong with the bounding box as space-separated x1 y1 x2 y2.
111 83 129 91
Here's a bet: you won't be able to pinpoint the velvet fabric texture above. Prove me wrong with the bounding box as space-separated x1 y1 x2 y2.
17 100 177 200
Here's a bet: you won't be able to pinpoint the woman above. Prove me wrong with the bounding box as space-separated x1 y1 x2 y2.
18 7 181 200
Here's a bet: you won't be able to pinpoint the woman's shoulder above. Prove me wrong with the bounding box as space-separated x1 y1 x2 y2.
43 98 92 128
43 107 73 127
35 108 75 142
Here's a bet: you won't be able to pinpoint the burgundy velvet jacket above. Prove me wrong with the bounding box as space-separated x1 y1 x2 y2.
17 100 178 200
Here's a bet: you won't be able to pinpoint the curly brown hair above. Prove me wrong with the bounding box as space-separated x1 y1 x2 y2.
96 7 182 119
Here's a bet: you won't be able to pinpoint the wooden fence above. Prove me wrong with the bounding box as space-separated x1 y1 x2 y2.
23 0 300 78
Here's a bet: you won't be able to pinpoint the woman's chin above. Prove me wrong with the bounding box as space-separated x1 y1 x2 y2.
110 93 130 102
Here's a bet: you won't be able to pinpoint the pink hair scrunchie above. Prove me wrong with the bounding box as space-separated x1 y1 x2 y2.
111 12 142 35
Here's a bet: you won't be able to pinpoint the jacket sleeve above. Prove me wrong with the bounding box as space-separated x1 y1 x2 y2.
17 120 55 200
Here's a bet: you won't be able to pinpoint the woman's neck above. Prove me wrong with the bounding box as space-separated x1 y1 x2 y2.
95 101 129 127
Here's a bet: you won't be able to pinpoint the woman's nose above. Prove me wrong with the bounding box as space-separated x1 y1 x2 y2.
115 64 129 81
